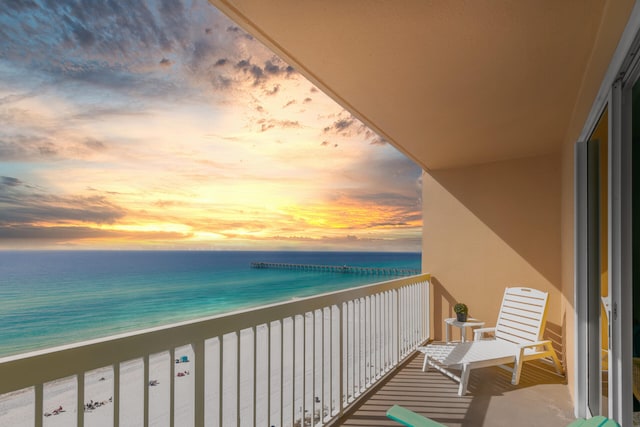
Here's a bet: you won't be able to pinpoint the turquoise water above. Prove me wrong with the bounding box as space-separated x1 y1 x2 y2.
0 251 420 357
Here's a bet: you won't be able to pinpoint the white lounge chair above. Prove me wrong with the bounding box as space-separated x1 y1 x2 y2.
418 287 563 396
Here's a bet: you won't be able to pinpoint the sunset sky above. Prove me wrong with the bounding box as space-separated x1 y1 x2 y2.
0 0 422 252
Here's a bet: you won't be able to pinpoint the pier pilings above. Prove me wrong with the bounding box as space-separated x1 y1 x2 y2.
250 262 420 276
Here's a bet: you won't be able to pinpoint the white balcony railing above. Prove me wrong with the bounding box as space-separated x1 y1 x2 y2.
0 273 430 427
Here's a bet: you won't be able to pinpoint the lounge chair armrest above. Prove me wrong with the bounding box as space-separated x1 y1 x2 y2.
473 327 495 340
517 339 552 350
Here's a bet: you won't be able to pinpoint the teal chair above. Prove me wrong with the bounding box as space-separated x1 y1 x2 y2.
386 405 446 427
566 416 620 427
386 405 620 427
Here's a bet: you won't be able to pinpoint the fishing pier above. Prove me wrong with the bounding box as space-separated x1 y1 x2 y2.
250 262 420 276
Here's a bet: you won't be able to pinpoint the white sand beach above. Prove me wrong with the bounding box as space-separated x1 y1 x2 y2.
0 354 195 427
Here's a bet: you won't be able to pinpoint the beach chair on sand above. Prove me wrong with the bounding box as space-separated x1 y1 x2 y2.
386 405 619 427
417 287 563 396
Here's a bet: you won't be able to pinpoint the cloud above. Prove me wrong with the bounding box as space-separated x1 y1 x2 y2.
226 25 253 40
4 0 38 12
159 58 173 67
0 135 59 161
265 84 280 95
0 225 190 241
0 177 127 225
1 176 22 186
320 140 338 148
257 119 301 132
83 138 107 151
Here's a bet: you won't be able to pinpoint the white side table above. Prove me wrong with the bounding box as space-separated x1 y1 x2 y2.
444 318 485 342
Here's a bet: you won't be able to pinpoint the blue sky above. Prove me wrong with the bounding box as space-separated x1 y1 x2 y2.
0 0 422 251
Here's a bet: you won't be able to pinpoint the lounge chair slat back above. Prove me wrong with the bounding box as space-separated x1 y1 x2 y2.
500 311 540 326
497 318 540 336
495 287 548 344
499 316 541 334
504 293 547 305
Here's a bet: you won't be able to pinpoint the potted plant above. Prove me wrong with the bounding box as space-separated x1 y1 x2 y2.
454 303 468 322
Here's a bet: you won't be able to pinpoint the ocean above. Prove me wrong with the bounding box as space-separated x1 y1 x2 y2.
0 250 420 358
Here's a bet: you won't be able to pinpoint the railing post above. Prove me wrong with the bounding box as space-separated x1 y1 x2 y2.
237 331 241 427
218 337 224 427
170 349 175 427
252 326 257 427
301 314 306 427
279 320 284 427
396 288 400 366
114 362 120 427
35 383 43 427
194 341 206 427
338 303 344 418
267 323 271 427
77 371 85 427
143 354 149 427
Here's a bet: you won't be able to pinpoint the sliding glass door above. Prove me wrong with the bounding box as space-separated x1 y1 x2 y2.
578 108 610 417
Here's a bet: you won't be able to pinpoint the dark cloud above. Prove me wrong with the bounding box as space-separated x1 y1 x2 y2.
230 57 296 87
214 58 228 66
227 25 253 40
265 85 280 95
1 176 22 187
69 19 96 48
0 178 127 227
236 59 251 70
249 65 264 84
284 100 296 108
159 58 173 67
334 119 354 131
4 0 38 12
303 97 312 104
369 137 388 146
264 60 280 75
323 116 356 135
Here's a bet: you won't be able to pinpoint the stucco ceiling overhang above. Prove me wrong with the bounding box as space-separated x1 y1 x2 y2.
210 0 628 171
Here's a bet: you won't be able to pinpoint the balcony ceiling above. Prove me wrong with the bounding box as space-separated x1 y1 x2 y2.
211 0 626 170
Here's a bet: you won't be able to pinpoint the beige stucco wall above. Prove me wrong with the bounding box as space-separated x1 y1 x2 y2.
422 152 563 351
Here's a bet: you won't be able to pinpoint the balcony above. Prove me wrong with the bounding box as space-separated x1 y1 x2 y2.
0 274 430 427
